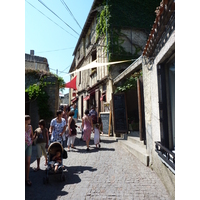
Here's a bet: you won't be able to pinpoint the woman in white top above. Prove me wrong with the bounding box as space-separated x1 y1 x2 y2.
49 110 66 144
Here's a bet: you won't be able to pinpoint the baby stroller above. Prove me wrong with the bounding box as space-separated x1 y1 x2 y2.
43 141 68 184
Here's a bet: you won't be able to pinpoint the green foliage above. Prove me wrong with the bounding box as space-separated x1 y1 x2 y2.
54 74 65 92
96 0 160 62
25 76 54 119
25 71 65 120
115 70 142 93
115 76 137 93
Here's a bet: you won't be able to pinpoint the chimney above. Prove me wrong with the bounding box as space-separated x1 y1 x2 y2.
30 50 34 56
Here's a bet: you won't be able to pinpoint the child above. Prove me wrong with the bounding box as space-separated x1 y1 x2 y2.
52 151 62 172
94 123 101 148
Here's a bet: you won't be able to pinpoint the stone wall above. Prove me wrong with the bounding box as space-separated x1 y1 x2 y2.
25 61 49 71
142 31 175 199
25 72 59 130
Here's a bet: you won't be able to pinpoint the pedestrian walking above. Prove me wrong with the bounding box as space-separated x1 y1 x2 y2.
62 105 69 148
80 116 84 141
49 110 67 144
71 103 78 123
82 109 93 151
89 105 97 129
94 123 101 148
25 115 34 186
33 119 49 171
67 111 79 151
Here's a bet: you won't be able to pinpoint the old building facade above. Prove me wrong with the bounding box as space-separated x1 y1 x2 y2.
25 50 49 71
142 0 175 199
69 0 160 121
111 0 175 199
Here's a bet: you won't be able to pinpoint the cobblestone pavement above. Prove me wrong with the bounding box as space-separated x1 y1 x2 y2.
25 124 171 200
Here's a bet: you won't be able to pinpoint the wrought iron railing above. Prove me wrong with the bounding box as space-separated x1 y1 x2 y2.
155 141 175 172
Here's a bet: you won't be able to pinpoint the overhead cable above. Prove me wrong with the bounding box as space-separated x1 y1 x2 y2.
36 47 74 54
60 0 82 30
38 0 79 36
25 0 77 39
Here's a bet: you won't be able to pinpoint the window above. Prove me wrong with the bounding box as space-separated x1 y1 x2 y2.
157 57 175 151
79 71 81 85
156 57 175 173
86 32 91 48
90 50 97 77
77 48 80 60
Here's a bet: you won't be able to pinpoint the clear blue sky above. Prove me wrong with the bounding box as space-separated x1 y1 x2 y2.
25 0 94 94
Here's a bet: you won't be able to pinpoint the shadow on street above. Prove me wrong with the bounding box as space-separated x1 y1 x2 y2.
25 165 97 200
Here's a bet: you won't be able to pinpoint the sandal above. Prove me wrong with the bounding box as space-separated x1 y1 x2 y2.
25 179 32 186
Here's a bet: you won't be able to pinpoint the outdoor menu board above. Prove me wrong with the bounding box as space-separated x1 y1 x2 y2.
99 112 110 135
112 93 128 132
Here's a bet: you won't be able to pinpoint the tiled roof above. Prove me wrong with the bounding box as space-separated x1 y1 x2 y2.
143 0 175 57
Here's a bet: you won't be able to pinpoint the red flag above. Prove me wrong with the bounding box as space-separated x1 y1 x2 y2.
65 76 77 90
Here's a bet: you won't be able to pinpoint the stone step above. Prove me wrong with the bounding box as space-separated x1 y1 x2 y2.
127 135 145 148
118 139 149 166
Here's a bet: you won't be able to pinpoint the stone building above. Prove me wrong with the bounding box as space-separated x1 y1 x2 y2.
69 0 160 121
112 0 175 199
25 51 59 130
142 0 175 199
25 50 49 71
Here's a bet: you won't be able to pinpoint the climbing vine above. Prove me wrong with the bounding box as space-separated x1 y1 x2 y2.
115 70 142 93
96 0 160 63
25 69 65 119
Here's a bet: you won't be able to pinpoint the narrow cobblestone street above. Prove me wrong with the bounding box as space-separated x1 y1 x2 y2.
26 125 171 200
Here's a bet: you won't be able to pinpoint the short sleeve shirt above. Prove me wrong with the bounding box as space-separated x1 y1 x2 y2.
50 118 66 142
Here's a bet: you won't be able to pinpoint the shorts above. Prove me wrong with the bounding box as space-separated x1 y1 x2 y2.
67 135 76 146
36 143 47 158
25 143 32 157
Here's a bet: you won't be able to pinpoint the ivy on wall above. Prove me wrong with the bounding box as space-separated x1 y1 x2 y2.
115 70 142 93
25 69 65 119
96 0 160 63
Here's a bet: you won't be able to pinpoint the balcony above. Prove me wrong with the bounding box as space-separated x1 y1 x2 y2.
155 141 175 174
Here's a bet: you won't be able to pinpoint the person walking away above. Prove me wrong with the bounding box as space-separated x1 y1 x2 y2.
71 103 78 123
33 119 49 171
82 109 93 151
80 116 84 141
89 105 97 130
25 115 34 186
94 123 101 148
49 110 66 144
62 105 69 148
67 111 79 151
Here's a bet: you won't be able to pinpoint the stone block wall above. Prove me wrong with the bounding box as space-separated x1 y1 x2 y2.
142 31 175 199
25 72 59 130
